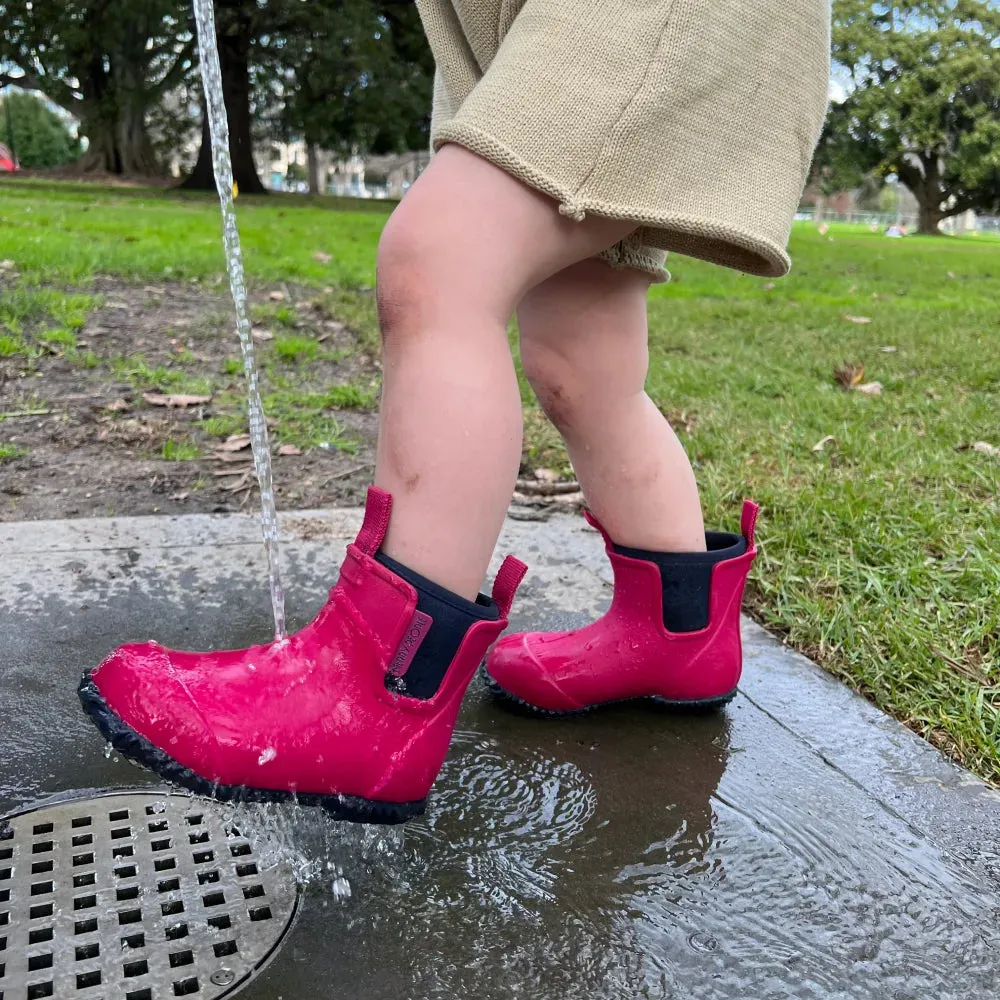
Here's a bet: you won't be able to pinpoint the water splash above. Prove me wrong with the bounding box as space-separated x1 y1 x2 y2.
218 800 406 888
192 0 286 640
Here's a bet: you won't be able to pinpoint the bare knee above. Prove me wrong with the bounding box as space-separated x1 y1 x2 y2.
375 210 432 347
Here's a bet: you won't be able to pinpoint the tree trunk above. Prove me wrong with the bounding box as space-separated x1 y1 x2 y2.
307 144 321 196
77 114 160 175
904 154 945 235
180 18 265 194
916 201 943 235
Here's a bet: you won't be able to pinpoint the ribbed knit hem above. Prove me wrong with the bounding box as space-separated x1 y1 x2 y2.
597 239 671 284
433 120 792 278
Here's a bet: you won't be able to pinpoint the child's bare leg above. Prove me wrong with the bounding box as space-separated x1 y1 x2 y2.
375 145 637 597
518 259 706 553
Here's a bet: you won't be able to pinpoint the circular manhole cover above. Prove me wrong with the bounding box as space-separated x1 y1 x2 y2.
0 791 299 1000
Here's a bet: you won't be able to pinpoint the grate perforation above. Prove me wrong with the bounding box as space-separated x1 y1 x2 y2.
1 793 297 999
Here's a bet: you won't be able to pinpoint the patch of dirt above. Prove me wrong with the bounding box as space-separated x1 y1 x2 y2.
0 278 378 520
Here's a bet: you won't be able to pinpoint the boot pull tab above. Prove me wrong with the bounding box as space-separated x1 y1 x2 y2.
492 556 528 618
583 509 614 550
355 486 393 555
741 500 760 548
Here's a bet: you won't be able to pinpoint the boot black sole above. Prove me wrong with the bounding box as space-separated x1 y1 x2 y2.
480 665 737 717
78 672 425 826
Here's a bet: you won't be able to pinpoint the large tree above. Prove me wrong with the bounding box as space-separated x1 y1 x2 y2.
181 0 267 193
180 0 433 194
0 0 193 175
822 0 1000 233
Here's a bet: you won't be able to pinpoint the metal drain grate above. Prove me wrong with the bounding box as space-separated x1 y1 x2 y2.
0 791 298 1000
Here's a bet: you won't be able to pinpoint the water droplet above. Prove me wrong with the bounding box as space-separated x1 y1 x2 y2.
258 747 277 765
331 876 352 900
688 931 719 953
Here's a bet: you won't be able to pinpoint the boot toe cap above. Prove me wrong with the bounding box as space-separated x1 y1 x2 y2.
90 643 219 775
485 633 584 712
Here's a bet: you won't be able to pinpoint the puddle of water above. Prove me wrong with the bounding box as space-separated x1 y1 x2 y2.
5 592 1000 998
79 710 990 1000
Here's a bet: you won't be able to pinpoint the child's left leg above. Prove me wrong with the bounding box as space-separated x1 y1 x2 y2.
517 258 706 554
485 258 759 713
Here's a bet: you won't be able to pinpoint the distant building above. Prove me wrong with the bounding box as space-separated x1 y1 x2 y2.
253 141 429 198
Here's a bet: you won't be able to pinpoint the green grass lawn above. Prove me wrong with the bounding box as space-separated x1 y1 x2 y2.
2 178 998 781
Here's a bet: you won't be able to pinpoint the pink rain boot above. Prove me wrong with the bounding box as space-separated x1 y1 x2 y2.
79 487 526 824
484 502 758 714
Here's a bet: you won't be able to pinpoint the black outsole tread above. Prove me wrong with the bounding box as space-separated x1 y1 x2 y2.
77 672 424 826
479 665 737 716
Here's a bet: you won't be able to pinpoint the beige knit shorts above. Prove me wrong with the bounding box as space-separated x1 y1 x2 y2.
417 0 830 280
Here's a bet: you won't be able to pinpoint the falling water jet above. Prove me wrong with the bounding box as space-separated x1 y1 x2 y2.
192 0 286 640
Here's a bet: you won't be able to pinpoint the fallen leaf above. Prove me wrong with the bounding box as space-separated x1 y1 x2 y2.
218 433 251 452
222 472 253 492
879 346 898 353
268 290 285 302
834 362 865 389
214 466 253 477
842 314 872 324
104 398 131 412
533 468 560 483
811 435 835 452
972 441 1000 457
0 259 15 271
947 271 956 279
855 381 883 396
168 492 189 501
323 286 334 293
251 327 273 341
142 392 212 408
847 284 858 294
312 251 332 263
278 444 302 456
761 282 775 291
212 451 253 464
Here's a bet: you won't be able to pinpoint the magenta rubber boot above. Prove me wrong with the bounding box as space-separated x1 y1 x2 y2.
79 487 527 824
484 501 758 715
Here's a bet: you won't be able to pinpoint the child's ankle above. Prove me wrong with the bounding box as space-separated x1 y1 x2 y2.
376 552 499 698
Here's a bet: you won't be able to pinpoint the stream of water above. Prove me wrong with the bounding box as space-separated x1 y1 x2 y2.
192 0 287 640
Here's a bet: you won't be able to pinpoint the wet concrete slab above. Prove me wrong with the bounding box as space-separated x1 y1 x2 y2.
2 509 1000 999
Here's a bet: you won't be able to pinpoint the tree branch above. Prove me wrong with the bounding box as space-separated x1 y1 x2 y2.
894 158 924 197
942 197 978 220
